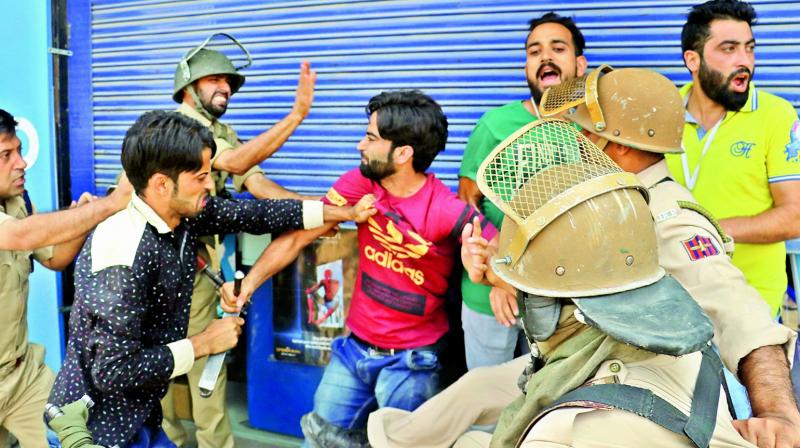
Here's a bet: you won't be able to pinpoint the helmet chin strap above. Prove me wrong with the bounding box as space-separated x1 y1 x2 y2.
187 84 218 123
594 137 609 150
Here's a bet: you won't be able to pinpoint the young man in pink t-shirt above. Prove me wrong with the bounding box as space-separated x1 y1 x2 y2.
221 90 497 447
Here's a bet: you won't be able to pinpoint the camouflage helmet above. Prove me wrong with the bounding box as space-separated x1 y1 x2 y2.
172 33 252 103
541 65 685 154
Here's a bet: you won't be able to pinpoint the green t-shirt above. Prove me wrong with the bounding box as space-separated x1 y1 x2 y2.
459 100 537 315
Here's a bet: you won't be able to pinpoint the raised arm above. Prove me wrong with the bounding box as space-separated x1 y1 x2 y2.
212 61 316 175
243 173 319 201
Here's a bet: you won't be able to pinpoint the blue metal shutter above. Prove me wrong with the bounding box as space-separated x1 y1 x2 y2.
76 0 800 196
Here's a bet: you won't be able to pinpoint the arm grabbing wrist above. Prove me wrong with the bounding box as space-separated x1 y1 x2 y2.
321 194 377 224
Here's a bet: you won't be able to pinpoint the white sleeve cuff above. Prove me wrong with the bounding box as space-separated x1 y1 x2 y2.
167 339 195 379
302 200 324 230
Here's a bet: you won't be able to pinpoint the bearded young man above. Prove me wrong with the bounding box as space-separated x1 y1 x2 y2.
218 91 500 447
665 0 800 316
456 12 589 370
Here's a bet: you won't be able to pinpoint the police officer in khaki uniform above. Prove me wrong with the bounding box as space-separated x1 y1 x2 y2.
470 117 750 447
0 108 131 447
367 68 800 448
161 34 316 448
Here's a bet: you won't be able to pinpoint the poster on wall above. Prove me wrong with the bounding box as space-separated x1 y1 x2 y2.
272 229 359 366
305 261 345 330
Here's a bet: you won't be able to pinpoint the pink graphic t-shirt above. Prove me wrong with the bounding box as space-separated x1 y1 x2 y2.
323 168 497 349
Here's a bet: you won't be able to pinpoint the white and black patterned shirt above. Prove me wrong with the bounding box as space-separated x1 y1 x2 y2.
49 194 307 447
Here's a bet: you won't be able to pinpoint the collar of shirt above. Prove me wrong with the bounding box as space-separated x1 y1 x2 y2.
176 102 236 147
131 194 172 234
177 102 215 128
681 81 759 140
0 195 25 218
637 159 672 189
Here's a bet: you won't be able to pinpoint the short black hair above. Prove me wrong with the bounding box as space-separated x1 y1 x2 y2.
365 90 448 173
682 0 756 54
527 12 586 56
121 110 216 194
0 108 18 136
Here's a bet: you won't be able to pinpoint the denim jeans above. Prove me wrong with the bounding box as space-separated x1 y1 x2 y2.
313 334 440 431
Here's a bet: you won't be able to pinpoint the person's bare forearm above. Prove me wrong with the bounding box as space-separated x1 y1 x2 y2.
244 174 315 201
0 196 123 251
740 345 799 419
323 204 357 223
43 234 91 270
245 226 331 291
721 205 800 244
214 114 305 175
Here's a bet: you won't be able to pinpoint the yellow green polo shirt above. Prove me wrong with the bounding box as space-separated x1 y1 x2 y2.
666 82 800 315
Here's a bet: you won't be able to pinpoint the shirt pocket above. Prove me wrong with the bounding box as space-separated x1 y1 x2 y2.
0 251 27 343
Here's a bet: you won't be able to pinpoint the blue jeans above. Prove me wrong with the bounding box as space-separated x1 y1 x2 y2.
313 335 440 430
462 305 528 370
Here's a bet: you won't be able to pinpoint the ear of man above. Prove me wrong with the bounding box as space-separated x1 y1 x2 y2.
147 172 173 198
576 55 589 77
684 50 701 73
393 144 414 166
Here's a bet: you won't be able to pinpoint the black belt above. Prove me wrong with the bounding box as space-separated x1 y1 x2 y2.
350 333 442 356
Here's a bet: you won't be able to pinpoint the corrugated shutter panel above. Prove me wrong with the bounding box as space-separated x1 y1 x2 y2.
84 0 800 196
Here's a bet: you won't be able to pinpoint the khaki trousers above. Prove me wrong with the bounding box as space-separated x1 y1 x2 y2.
368 356 527 448
455 352 755 448
161 273 233 448
0 344 54 448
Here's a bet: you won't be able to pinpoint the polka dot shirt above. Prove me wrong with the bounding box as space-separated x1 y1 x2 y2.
49 196 304 447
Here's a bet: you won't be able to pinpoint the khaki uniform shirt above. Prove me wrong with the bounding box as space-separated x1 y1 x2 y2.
0 196 53 379
642 160 794 374
177 102 263 195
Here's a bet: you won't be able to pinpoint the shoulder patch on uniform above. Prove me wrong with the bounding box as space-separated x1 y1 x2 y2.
677 200 732 245
325 188 348 207
655 208 679 223
682 234 720 261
